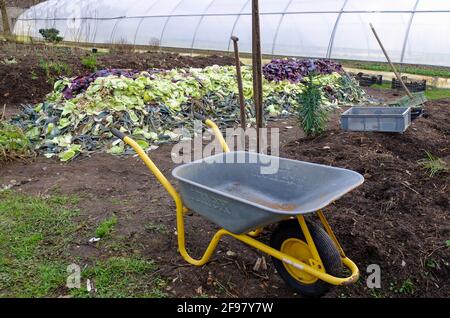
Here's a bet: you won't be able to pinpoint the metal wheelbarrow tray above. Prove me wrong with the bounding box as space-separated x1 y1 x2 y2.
111 119 362 296
173 151 364 234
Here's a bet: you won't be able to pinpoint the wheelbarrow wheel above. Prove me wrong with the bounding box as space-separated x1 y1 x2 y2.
270 220 342 297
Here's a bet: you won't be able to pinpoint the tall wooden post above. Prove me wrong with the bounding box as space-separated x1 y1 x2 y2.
231 36 247 130
252 0 263 153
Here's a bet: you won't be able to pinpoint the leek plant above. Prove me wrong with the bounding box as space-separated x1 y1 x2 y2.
297 62 329 136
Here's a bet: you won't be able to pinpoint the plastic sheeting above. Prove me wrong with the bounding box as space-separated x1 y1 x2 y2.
13 0 450 67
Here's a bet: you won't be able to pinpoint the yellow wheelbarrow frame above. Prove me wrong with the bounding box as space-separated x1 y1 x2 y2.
111 120 359 288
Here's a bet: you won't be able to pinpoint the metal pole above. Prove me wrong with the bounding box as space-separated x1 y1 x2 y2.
231 36 247 130
252 0 263 153
369 23 413 98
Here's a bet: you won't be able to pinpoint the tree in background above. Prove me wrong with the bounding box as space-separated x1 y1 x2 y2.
0 0 11 35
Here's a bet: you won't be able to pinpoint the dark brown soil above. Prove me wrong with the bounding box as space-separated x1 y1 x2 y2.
0 41 234 116
282 98 450 298
2 98 448 298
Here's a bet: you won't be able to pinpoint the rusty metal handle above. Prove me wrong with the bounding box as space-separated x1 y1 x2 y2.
231 35 246 130
369 23 413 98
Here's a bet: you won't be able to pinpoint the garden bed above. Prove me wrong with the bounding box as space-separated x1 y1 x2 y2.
0 41 235 115
1 95 448 298
0 43 449 298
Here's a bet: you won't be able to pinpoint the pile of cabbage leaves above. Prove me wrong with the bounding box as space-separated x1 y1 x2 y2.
11 64 365 161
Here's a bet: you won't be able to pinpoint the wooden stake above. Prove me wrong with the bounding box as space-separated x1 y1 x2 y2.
252 0 263 153
370 23 413 98
0 0 11 35
1 104 5 121
231 36 246 130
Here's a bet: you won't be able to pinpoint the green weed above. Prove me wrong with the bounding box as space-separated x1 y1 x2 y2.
0 122 31 161
399 279 415 295
95 216 118 238
81 54 97 72
39 59 72 84
418 152 449 177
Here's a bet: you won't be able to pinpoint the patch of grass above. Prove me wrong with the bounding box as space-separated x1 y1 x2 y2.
446 240 450 248
145 222 169 234
39 59 72 84
48 194 81 205
81 54 97 72
424 87 450 101
418 152 449 177
370 82 391 90
0 192 165 298
71 257 167 298
0 191 79 297
370 82 450 101
0 122 32 161
95 216 118 238
344 61 450 78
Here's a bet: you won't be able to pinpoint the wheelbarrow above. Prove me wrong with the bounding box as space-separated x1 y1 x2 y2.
110 118 364 297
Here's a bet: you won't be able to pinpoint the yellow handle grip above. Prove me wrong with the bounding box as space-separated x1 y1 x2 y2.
205 119 230 153
112 118 229 201
123 136 181 203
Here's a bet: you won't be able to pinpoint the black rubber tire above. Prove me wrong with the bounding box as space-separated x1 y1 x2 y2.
270 219 343 297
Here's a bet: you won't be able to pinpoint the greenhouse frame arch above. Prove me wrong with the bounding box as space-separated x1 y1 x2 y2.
13 0 450 67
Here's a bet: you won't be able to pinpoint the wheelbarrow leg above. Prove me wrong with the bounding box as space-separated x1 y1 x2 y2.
317 210 346 257
175 199 229 266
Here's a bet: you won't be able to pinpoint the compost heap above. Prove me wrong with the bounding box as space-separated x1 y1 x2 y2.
11 59 366 161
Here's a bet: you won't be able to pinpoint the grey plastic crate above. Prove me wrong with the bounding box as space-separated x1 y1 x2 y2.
341 107 411 133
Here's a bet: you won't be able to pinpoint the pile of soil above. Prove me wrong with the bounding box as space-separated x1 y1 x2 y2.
0 41 234 113
282 99 450 297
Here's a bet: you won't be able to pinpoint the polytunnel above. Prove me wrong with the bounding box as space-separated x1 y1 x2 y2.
13 0 450 67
